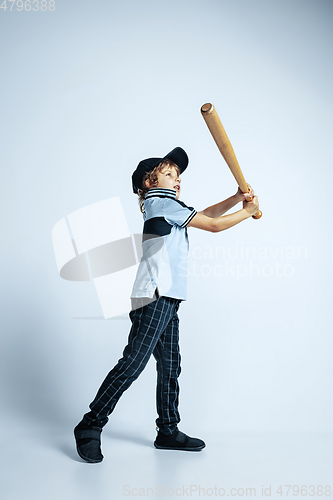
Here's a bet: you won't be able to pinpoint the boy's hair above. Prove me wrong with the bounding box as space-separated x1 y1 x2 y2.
137 159 180 213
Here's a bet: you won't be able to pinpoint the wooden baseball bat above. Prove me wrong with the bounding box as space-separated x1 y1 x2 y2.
201 103 262 219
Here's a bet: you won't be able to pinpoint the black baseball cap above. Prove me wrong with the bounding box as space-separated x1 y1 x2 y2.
132 147 189 194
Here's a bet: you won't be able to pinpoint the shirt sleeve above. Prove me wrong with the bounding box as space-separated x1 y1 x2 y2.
163 198 197 228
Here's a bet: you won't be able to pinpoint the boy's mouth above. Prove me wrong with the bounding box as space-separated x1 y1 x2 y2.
174 185 180 191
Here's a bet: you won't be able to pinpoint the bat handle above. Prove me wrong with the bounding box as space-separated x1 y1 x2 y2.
252 210 262 219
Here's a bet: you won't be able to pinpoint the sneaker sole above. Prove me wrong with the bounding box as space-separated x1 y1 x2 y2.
75 445 104 463
154 442 205 451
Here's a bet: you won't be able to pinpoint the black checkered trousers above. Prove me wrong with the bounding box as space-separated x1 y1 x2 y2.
84 295 182 436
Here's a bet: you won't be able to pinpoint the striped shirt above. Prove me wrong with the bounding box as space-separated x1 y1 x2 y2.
130 187 197 301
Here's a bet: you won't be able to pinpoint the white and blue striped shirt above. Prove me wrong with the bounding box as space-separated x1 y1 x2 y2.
130 188 197 301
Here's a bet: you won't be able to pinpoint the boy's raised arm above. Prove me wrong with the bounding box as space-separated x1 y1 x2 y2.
198 194 239 218
187 196 259 232
198 185 255 218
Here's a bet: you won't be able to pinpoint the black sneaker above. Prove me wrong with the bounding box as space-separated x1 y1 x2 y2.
154 429 205 451
74 419 104 463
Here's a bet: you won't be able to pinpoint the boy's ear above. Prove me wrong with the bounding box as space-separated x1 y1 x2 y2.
144 178 153 188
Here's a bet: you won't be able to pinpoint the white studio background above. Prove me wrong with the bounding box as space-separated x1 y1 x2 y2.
1 0 332 498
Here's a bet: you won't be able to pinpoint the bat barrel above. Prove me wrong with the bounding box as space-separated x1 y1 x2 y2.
201 103 248 193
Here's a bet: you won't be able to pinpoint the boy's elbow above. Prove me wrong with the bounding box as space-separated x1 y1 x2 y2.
210 220 219 233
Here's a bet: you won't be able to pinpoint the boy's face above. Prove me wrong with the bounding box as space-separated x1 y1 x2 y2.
146 165 181 199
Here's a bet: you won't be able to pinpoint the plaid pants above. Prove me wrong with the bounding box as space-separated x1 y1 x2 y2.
84 295 182 436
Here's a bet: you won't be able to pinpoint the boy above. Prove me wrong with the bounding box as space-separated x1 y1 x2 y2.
74 147 259 463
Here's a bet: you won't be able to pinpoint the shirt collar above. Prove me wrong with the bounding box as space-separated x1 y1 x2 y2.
145 187 177 200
